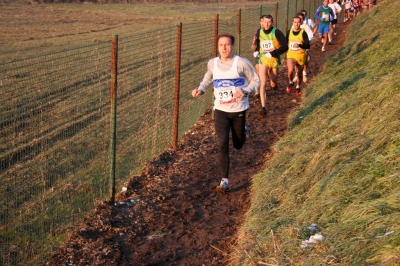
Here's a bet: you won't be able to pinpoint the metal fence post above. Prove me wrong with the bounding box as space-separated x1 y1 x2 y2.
109 34 118 203
286 0 289 33
172 22 182 149
214 14 219 57
237 9 241 56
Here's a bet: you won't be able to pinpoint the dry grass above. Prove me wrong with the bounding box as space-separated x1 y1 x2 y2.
0 0 268 62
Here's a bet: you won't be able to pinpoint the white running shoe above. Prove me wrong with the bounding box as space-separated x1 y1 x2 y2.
216 179 230 193
322 46 326 52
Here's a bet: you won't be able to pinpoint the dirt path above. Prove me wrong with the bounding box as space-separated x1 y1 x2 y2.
49 20 350 266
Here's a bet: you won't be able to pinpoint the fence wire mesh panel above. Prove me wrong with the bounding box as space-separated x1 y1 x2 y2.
116 26 178 189
178 20 215 140
240 7 263 60
0 42 112 265
0 1 321 265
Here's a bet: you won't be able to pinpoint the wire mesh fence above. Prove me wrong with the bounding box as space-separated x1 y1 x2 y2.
0 1 324 265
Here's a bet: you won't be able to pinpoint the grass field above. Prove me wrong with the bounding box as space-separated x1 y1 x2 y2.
0 0 271 63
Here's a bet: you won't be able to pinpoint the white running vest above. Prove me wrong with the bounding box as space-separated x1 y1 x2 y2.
212 55 250 112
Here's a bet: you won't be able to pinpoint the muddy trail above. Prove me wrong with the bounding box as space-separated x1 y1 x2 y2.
48 20 351 266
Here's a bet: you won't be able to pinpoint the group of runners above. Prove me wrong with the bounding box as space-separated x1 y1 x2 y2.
191 0 361 193
251 0 341 117
342 0 375 21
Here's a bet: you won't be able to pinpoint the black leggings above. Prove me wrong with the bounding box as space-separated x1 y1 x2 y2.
214 109 246 179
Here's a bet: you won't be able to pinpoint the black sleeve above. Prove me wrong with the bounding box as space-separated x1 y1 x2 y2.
255 29 260 52
270 28 289 58
298 31 310 50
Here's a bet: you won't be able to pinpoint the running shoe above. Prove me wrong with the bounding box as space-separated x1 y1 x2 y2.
216 180 230 193
322 46 326 52
258 107 267 117
286 82 294 94
295 87 302 97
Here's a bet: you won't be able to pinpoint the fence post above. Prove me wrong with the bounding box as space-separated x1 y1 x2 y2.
314 0 317 15
237 9 241 56
109 34 118 203
275 2 279 27
214 14 219 57
172 22 182 149
286 0 289 33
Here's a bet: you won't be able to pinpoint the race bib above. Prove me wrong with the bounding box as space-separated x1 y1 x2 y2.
289 41 300 51
322 13 330 21
260 40 275 52
217 86 236 105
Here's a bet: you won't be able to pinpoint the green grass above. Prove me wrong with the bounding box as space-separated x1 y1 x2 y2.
234 1 400 265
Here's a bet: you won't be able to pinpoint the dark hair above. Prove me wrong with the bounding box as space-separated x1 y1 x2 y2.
260 14 274 22
293 16 302 22
296 12 305 19
300 9 307 15
217 33 235 45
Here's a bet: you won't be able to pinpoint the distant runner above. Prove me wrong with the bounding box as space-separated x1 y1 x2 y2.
286 16 310 97
315 0 335 52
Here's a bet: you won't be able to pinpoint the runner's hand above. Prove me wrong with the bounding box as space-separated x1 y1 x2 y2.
234 89 248 98
192 89 204 97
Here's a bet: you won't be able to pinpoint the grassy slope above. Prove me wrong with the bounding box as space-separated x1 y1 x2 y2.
235 1 400 265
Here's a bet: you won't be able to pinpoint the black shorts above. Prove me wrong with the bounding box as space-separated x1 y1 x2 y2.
331 19 338 25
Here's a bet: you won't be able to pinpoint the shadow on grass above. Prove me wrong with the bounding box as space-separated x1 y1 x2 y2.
326 34 380 66
290 71 367 129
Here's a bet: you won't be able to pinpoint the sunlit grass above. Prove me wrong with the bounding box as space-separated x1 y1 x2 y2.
234 1 400 265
